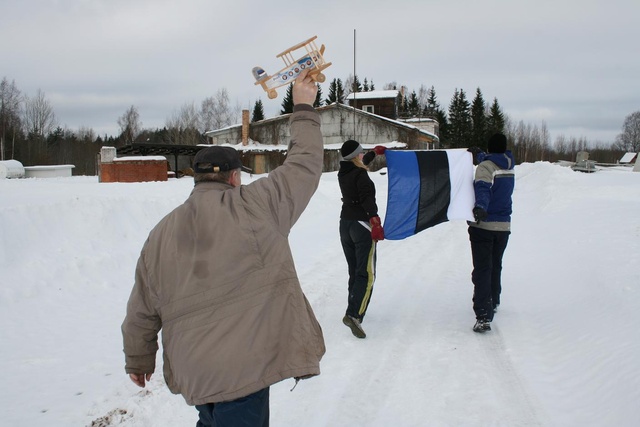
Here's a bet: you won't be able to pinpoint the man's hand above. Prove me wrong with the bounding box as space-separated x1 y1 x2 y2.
473 207 488 223
467 146 482 165
293 69 318 106
129 373 152 388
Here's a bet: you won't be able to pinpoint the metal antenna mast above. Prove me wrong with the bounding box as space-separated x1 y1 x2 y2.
353 29 357 139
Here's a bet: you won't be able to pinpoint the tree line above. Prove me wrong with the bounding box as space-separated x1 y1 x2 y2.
2 75 639 176
275 74 639 164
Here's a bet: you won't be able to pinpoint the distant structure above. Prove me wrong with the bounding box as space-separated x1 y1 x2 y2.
619 152 638 164
572 151 597 173
0 160 74 178
0 160 25 179
99 147 168 183
24 165 74 178
346 90 401 120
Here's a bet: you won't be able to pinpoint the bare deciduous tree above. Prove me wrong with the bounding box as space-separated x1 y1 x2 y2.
0 77 23 159
77 126 96 143
200 88 240 133
23 89 57 138
383 81 398 90
117 105 141 144
555 134 568 159
417 84 429 112
166 102 201 145
614 111 640 152
540 121 551 161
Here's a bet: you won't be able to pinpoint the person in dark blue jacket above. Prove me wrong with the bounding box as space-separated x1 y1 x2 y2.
468 133 515 333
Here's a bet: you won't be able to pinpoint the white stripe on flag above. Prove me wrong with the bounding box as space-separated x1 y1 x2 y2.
445 149 475 222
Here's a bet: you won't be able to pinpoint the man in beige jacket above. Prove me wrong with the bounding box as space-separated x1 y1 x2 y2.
121 69 325 426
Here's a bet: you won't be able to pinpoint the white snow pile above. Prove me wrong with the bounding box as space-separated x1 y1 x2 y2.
1 162 639 426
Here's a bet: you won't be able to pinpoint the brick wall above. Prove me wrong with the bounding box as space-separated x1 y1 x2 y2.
100 159 168 183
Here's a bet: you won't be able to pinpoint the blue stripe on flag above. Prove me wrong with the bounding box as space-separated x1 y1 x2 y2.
383 150 421 240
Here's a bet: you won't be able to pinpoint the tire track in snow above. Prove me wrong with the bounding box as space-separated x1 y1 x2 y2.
291 218 551 425
476 325 550 426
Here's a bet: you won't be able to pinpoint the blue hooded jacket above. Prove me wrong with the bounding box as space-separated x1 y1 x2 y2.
471 150 515 231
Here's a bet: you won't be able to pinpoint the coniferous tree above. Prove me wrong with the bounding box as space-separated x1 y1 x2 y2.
314 83 323 108
486 97 506 137
363 78 370 92
251 99 265 122
435 109 449 147
280 83 294 114
470 88 487 148
447 88 472 148
350 75 363 93
420 86 448 145
423 86 439 118
370 80 375 91
399 89 409 117
326 78 345 104
47 126 64 149
408 91 420 116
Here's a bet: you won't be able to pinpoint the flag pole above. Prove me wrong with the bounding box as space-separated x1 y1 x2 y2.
353 29 357 140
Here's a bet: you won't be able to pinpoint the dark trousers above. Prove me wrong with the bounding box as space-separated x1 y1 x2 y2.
468 226 510 321
340 219 377 321
195 387 269 427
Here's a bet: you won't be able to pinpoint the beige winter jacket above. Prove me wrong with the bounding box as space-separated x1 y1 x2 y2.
121 104 326 405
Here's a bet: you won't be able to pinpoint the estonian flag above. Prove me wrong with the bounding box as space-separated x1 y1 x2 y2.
383 149 475 240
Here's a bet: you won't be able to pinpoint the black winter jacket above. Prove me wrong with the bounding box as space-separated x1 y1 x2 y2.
338 161 379 221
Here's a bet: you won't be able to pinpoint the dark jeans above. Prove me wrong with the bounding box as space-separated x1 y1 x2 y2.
468 226 510 321
195 387 269 427
340 219 377 321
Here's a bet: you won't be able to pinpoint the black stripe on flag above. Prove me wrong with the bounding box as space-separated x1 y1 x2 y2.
415 151 451 233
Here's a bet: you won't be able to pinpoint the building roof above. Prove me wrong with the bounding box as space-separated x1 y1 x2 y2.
620 152 638 163
345 90 400 100
116 143 204 158
204 103 438 142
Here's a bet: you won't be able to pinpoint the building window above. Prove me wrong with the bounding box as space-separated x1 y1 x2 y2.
363 105 374 113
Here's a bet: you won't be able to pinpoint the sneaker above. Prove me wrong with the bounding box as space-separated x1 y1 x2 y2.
473 319 491 333
343 315 366 339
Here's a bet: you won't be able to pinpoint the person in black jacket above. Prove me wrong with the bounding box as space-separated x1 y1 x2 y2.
338 140 386 339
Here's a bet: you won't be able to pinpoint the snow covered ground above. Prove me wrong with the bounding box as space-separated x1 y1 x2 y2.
1 161 639 426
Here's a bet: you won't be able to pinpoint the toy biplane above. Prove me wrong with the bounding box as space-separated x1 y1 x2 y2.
252 35 332 99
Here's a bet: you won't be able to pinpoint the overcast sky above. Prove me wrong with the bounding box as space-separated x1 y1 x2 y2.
2 0 638 144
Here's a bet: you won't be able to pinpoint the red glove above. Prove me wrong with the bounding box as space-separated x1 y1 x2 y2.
369 216 385 241
373 146 387 155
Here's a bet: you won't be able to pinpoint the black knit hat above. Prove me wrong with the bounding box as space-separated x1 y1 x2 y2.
340 139 363 160
193 146 251 173
488 133 507 153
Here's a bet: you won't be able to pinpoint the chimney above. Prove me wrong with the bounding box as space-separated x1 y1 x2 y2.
242 110 250 146
100 146 117 163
